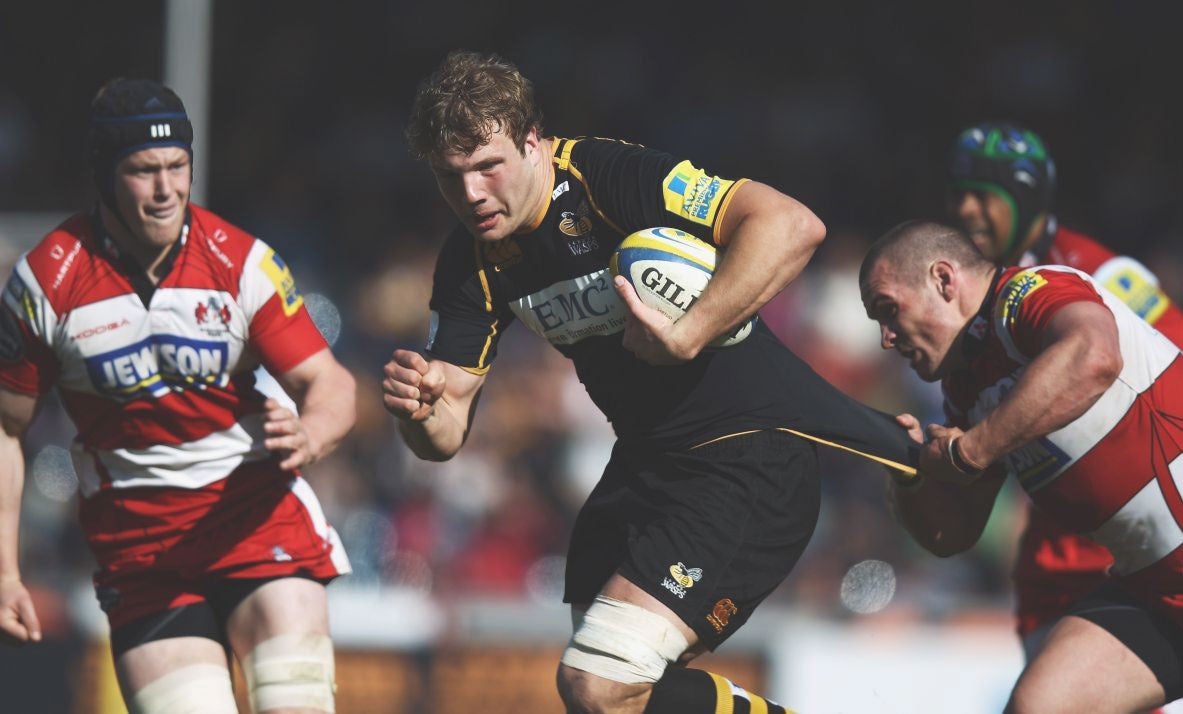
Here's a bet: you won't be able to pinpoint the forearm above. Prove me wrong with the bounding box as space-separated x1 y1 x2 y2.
960 332 1118 468
398 398 470 461
296 366 357 463
674 190 824 352
0 434 25 581
887 467 1005 556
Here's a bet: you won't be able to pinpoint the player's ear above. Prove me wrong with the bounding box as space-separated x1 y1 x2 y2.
931 260 957 302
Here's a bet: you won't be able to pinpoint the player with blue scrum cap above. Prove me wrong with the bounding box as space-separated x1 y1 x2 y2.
0 78 355 714
384 50 919 714
948 121 1183 664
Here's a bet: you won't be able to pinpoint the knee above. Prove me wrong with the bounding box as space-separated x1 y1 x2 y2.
557 595 689 713
557 663 651 714
1006 675 1066 714
242 633 336 713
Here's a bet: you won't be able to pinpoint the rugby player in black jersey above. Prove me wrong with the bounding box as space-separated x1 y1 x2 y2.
384 50 918 714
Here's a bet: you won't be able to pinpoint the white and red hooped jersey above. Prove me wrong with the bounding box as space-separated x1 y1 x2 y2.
1013 226 1183 635
0 206 329 497
945 266 1183 621
0 207 355 579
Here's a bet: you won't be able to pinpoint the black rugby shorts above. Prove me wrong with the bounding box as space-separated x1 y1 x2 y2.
1068 584 1183 701
564 429 820 649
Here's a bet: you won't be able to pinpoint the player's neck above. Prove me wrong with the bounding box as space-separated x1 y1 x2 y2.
98 205 182 285
517 137 555 234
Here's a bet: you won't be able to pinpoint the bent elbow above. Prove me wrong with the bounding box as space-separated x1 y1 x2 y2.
799 208 826 249
1083 347 1123 400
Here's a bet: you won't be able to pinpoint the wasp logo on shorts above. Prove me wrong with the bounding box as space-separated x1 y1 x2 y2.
662 160 736 227
85 335 230 399
706 598 738 634
661 562 703 599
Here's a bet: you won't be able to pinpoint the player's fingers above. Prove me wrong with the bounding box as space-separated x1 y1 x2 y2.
419 368 446 401
895 413 919 429
16 598 40 643
392 349 430 375
0 611 30 643
613 275 648 316
926 423 951 438
277 450 308 471
383 393 422 418
385 361 425 389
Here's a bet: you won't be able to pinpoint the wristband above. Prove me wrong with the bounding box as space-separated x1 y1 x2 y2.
947 437 982 477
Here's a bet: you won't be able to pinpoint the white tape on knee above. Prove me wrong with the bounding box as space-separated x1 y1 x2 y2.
242 633 336 713
127 664 238 714
560 595 689 684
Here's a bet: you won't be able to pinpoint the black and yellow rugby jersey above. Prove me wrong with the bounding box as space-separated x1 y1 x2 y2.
426 137 917 465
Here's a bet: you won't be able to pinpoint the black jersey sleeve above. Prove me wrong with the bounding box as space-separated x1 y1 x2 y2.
425 226 513 374
565 138 747 246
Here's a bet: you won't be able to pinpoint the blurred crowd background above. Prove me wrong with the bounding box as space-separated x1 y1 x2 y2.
1 1 1182 710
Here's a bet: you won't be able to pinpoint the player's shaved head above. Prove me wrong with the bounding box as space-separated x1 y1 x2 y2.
860 219 992 289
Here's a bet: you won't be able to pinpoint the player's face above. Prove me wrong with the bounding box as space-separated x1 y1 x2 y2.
112 146 191 251
431 127 545 242
861 262 960 382
948 189 1013 261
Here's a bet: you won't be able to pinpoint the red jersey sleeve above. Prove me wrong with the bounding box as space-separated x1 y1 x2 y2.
995 267 1105 359
240 242 328 375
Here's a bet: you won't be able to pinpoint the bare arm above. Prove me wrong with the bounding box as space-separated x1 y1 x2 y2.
887 465 1008 556
882 413 1007 556
382 349 486 461
268 348 357 471
0 388 41 643
956 301 1123 471
675 181 826 358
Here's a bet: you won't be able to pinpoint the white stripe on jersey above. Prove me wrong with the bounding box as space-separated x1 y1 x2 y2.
289 476 352 574
992 266 1180 493
1087 455 1183 576
72 412 269 497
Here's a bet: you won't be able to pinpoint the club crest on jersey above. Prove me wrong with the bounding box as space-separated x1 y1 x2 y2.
661 160 735 227
192 295 229 328
706 598 738 634
999 270 1047 329
559 199 594 238
194 296 231 334
260 249 303 317
85 335 230 399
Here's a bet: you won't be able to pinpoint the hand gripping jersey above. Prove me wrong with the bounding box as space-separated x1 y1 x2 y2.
0 206 349 590
945 266 1183 626
1012 227 1183 635
427 137 916 464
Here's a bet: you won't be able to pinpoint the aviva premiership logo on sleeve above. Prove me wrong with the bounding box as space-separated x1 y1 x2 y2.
84 335 230 399
1000 270 1047 328
662 160 735 227
261 249 303 317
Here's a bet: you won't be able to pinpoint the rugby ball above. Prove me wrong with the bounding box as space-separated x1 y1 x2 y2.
609 227 753 347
